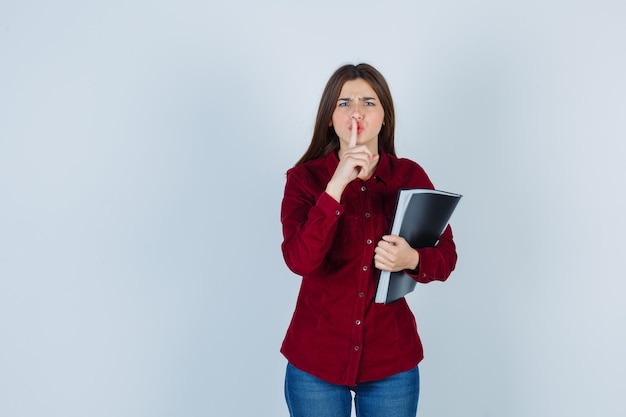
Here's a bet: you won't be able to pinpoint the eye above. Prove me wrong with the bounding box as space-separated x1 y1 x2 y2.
364 101 375 107
338 101 349 107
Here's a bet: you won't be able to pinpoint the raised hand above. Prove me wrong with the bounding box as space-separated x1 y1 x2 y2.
325 119 379 202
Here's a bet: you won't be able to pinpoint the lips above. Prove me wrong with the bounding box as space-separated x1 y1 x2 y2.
349 122 364 134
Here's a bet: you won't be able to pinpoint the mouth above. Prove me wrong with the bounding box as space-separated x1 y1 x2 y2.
349 122 364 134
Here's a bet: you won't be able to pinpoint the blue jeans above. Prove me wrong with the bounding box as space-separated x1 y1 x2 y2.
284 363 420 417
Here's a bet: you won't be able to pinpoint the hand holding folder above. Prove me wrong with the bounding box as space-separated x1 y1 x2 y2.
375 189 462 304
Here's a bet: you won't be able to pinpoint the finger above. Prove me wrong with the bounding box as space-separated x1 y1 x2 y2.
349 119 357 148
343 146 373 160
374 250 387 263
381 235 398 245
342 153 368 174
375 242 393 258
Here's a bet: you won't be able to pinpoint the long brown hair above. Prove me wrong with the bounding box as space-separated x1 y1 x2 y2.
295 63 396 166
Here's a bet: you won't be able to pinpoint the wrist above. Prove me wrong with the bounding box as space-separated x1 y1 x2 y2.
412 249 420 270
325 181 345 203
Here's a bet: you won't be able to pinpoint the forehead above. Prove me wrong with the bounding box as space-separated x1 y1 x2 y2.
338 78 378 99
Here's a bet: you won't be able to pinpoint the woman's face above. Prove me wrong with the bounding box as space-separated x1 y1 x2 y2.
331 78 385 153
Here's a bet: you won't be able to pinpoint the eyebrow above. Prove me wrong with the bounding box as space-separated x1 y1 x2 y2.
337 96 378 102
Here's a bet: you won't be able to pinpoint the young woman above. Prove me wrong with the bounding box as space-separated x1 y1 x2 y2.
280 63 457 417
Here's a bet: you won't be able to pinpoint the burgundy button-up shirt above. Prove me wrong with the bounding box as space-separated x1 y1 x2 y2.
280 150 457 386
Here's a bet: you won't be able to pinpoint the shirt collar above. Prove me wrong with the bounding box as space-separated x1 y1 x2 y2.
325 149 392 186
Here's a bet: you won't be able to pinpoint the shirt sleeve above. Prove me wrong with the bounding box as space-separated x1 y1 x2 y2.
406 224 457 283
396 160 458 284
280 169 344 276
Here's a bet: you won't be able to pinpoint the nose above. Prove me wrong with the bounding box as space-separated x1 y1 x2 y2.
351 110 363 120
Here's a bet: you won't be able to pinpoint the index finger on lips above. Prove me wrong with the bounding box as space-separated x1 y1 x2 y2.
349 119 357 148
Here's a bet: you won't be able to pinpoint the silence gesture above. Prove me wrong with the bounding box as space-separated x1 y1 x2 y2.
326 118 379 202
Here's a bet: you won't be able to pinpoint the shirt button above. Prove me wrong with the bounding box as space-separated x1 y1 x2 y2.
355 320 361 325
361 186 367 192
362 266 368 271
354 346 360 351
335 210 341 216
366 239 372 245
359 292 364 298
365 212 371 218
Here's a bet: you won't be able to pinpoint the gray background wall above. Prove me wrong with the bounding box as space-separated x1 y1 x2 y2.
1 1 625 416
